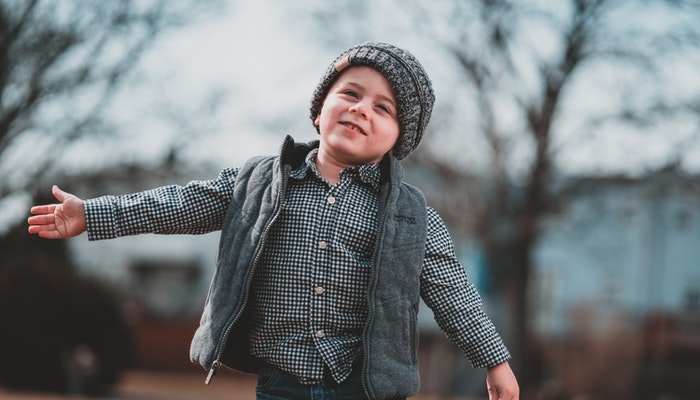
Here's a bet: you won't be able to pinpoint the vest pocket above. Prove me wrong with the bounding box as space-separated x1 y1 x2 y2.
373 295 420 367
409 305 418 365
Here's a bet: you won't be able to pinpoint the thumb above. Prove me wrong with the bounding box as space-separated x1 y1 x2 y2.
52 185 67 203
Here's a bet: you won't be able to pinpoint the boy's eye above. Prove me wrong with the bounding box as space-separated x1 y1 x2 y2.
343 89 359 98
376 104 392 115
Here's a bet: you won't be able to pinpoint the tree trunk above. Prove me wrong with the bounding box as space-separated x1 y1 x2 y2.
484 234 540 392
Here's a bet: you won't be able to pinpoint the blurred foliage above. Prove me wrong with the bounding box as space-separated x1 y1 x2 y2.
0 192 132 395
0 264 133 395
0 0 222 229
0 0 221 394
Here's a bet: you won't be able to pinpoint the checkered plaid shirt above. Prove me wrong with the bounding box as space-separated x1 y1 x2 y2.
84 151 510 385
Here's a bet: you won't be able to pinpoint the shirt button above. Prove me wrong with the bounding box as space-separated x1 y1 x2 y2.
327 196 336 205
314 286 325 295
315 330 325 338
318 241 328 249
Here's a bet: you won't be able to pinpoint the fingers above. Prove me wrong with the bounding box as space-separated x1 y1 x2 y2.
28 223 53 234
27 218 66 239
28 213 55 226
27 205 57 236
27 221 58 237
27 213 56 237
488 389 518 400
30 204 57 215
31 226 63 239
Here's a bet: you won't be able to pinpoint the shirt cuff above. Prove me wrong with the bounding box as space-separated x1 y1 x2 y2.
466 333 512 369
84 196 118 241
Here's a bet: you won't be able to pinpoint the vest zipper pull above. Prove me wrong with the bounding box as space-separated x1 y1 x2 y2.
205 360 221 385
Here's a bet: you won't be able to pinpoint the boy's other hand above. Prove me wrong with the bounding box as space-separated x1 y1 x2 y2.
486 361 519 400
28 185 87 239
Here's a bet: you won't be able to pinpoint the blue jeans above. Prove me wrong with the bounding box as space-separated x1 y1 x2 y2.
255 362 371 400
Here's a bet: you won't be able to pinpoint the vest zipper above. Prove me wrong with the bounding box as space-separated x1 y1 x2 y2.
361 160 394 398
204 162 289 385
205 360 221 384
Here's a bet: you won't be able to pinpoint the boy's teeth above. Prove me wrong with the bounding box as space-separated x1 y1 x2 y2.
343 122 363 133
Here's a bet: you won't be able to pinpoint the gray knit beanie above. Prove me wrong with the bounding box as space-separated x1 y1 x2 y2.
310 42 435 160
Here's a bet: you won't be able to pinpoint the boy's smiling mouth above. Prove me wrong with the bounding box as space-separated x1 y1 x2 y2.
340 121 367 135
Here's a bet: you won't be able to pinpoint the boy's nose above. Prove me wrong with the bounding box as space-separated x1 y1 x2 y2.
349 103 369 119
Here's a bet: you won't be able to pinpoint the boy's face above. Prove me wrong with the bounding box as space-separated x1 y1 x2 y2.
314 66 400 166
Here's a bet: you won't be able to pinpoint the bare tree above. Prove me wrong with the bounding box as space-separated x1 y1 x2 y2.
0 0 221 232
310 0 700 390
0 2 224 393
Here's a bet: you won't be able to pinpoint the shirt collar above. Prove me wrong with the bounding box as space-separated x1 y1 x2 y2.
290 149 381 190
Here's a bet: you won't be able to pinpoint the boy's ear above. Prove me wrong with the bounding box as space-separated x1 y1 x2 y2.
314 115 321 126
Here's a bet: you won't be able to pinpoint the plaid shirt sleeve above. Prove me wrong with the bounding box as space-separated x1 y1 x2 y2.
420 207 511 368
84 168 239 241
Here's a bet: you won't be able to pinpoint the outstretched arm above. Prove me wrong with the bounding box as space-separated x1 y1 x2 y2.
487 361 519 400
28 185 87 239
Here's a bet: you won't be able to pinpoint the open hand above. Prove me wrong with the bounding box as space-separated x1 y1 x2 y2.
28 185 87 239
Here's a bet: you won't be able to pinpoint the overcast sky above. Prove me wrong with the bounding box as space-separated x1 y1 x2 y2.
104 0 700 176
3 0 699 235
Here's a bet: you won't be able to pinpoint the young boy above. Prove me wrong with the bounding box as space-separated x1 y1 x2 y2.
28 42 519 400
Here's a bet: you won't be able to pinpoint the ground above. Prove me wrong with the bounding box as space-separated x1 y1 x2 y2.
0 369 479 400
